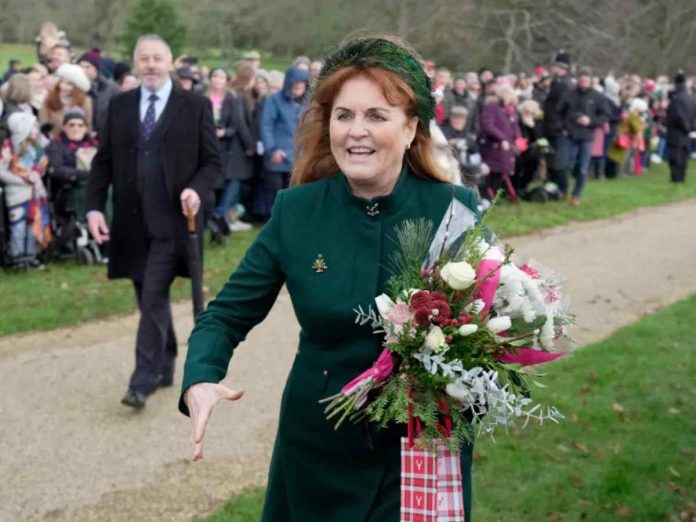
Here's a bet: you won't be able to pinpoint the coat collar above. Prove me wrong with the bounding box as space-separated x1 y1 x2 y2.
338 164 418 219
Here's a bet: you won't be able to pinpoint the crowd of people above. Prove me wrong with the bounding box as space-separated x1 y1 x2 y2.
1 24 694 270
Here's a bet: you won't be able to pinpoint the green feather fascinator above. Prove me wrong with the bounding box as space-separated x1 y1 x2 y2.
318 36 435 129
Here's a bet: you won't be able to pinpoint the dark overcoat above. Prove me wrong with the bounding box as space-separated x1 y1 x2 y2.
219 92 254 182
179 169 480 521
85 84 221 281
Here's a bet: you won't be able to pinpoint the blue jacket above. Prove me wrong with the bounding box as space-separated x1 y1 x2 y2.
259 67 309 172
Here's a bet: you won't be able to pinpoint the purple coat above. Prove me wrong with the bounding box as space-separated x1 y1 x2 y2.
479 99 520 174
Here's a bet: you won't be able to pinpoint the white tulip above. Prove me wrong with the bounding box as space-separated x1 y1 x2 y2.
424 326 446 351
374 294 396 317
440 261 477 290
487 316 512 334
458 324 478 336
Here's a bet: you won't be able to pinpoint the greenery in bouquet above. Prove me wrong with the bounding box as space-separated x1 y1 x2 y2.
321 199 573 449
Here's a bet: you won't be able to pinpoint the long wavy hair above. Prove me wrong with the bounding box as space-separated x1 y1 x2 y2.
44 80 87 112
291 66 448 186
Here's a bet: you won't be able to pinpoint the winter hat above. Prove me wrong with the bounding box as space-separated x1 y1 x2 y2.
675 70 686 85
553 51 571 69
255 68 270 83
8 111 37 143
176 66 196 82
268 70 285 90
78 47 101 69
318 36 435 132
450 105 469 117
63 107 87 125
113 60 132 83
577 66 592 78
55 63 91 92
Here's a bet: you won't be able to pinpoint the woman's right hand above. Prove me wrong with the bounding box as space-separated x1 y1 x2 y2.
185 382 245 461
501 140 511 151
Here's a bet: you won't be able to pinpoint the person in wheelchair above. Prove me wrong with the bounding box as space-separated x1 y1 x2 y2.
46 109 100 260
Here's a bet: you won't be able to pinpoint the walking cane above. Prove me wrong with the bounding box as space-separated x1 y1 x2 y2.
185 207 205 319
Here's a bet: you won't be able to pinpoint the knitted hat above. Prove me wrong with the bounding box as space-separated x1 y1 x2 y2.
630 97 648 114
553 51 571 69
318 37 435 131
176 66 196 82
577 66 592 78
63 107 87 125
55 63 91 92
113 60 132 83
78 47 101 69
675 70 686 85
7 111 37 143
450 105 469 117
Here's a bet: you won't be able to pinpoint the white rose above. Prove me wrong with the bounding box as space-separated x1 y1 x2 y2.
458 324 478 336
424 326 446 351
487 316 512 334
440 261 477 290
375 294 396 317
464 299 485 315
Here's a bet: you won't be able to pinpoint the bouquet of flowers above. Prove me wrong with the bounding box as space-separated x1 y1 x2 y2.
321 198 574 448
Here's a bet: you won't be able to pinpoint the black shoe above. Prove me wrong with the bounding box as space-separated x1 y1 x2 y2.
158 375 174 388
121 389 147 409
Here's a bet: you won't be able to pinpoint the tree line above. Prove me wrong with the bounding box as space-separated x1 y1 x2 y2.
1 0 695 76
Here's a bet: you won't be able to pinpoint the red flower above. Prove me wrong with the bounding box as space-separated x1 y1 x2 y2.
430 300 451 324
520 264 541 279
410 291 432 310
430 291 447 302
414 309 431 327
458 313 472 324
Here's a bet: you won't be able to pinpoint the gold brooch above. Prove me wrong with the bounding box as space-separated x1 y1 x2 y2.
312 254 328 273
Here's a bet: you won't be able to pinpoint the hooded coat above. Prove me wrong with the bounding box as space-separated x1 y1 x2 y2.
479 96 520 174
259 67 309 173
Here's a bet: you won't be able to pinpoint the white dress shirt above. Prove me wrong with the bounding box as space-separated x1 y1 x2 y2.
139 78 173 123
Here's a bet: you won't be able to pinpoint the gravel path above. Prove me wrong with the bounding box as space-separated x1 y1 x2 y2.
2 199 696 522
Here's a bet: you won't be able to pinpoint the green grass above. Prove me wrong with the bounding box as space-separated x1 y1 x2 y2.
0 43 44 69
486 162 696 237
1 163 695 338
197 293 696 522
0 230 256 336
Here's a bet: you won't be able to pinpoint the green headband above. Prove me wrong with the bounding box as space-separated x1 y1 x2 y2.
318 37 435 131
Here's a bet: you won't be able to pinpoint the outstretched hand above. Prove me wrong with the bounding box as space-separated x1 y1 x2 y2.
185 382 244 461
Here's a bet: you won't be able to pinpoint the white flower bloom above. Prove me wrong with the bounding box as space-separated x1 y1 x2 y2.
424 325 446 351
458 324 478 336
440 261 477 290
487 316 511 334
374 294 396 317
464 299 485 315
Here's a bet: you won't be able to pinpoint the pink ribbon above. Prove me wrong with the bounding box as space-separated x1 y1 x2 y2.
341 348 394 395
495 347 563 366
475 258 503 315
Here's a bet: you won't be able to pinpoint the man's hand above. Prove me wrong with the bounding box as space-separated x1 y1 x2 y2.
180 188 201 217
270 149 286 165
216 128 226 139
87 211 110 244
577 115 591 126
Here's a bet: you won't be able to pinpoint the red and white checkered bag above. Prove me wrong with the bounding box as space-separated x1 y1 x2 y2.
400 401 466 522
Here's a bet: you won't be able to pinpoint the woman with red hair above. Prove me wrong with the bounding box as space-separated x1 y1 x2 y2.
180 36 480 521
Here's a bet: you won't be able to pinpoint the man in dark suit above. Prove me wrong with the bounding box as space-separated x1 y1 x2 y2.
86 34 221 409
666 70 696 183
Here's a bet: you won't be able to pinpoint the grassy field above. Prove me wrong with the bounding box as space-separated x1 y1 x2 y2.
198 293 696 522
1 163 694 337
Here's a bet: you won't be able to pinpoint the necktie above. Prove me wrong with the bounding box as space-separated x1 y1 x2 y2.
141 93 159 139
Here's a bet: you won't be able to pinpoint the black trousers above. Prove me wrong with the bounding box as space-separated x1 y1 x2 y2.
668 145 689 183
129 238 181 394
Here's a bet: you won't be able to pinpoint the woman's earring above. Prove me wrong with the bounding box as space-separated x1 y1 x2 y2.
406 143 411 150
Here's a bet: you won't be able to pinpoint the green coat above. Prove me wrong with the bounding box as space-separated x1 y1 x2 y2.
180 168 480 521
